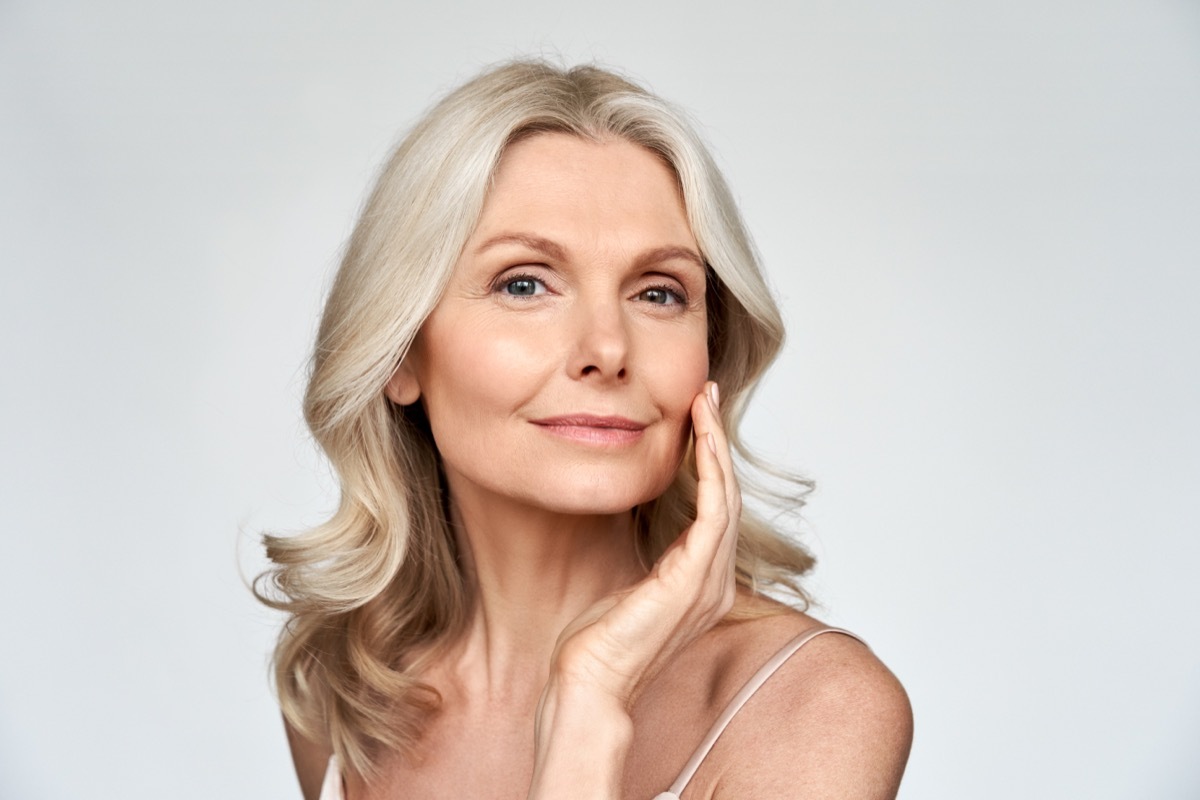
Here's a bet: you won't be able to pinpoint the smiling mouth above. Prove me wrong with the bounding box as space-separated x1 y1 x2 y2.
530 415 647 445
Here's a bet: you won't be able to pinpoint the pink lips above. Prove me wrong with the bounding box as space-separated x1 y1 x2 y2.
530 414 647 445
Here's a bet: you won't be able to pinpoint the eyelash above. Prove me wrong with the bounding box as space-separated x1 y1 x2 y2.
637 284 688 306
492 272 689 307
494 272 547 297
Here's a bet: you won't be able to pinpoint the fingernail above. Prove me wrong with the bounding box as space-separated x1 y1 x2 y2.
709 382 720 410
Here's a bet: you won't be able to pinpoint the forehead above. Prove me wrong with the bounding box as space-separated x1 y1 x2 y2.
471 133 697 248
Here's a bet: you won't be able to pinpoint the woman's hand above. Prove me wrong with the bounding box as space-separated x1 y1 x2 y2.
527 381 741 798
550 380 739 703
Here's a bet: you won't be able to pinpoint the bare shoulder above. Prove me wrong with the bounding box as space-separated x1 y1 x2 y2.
705 606 913 799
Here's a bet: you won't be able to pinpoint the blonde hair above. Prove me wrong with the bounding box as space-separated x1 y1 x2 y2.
256 60 815 778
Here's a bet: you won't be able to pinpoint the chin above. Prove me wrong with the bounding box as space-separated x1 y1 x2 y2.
533 468 680 516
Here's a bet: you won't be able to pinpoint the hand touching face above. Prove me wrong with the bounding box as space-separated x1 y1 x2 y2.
389 133 709 517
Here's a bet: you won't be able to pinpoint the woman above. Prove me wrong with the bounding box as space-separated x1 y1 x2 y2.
258 60 912 799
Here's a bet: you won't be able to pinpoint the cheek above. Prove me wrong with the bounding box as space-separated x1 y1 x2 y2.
644 340 708 501
417 316 550 426
667 324 711 393
653 333 710 432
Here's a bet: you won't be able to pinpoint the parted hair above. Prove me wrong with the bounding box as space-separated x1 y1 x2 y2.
256 59 816 778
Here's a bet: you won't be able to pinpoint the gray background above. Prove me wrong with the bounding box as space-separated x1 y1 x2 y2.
2 1 1198 797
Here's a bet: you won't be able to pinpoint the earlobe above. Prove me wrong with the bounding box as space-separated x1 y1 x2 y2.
385 361 421 406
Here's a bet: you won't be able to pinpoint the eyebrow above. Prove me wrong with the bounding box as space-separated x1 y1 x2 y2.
475 233 567 262
475 232 706 272
633 246 706 273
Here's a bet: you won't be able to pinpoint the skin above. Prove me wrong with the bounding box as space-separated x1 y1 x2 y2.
287 133 912 799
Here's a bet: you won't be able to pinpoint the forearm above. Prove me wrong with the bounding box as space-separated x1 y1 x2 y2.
527 678 634 800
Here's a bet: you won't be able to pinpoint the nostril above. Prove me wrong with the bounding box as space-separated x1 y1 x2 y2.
577 364 627 379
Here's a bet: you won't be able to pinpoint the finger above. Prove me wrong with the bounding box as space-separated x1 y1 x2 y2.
692 384 741 519
690 383 725 458
684 390 732 561
692 383 740 507
690 385 742 576
680 401 738 629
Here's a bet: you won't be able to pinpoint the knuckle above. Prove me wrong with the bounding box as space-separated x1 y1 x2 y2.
555 634 590 669
656 557 691 592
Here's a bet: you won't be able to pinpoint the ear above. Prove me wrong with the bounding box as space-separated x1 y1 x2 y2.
384 360 421 406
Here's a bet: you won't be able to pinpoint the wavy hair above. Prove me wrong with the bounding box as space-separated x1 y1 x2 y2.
256 59 815 778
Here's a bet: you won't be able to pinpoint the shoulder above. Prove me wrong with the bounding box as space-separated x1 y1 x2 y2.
703 605 912 799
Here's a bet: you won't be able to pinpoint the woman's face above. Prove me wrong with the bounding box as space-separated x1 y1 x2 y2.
390 133 709 516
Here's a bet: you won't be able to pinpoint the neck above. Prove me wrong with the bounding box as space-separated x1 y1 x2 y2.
440 487 647 703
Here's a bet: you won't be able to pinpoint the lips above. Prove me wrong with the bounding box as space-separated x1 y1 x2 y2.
529 414 647 445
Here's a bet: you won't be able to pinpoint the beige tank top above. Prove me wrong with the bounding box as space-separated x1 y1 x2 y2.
317 626 863 800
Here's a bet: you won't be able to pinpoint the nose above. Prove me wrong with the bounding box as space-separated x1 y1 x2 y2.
566 295 629 382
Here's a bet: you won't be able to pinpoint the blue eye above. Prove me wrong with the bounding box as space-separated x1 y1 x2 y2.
638 287 685 305
501 275 546 296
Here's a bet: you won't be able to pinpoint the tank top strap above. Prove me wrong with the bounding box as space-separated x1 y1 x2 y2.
317 628 863 800
318 754 344 800
652 625 866 800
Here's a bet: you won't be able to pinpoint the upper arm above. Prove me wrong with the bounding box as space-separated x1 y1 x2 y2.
285 715 334 800
715 635 913 799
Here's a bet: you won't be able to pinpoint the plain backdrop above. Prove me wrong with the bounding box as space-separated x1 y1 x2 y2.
2 1 1198 798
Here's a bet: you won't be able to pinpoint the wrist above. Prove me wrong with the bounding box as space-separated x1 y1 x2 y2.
538 675 634 749
528 678 633 800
